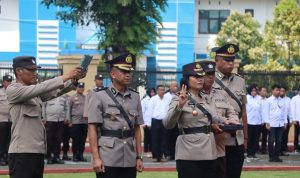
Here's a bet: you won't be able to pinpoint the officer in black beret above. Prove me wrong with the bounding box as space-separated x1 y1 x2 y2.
7 56 85 178
88 53 144 178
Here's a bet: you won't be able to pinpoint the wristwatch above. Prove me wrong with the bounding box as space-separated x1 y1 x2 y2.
136 155 143 161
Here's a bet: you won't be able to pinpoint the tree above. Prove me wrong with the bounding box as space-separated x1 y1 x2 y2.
42 0 167 56
271 0 300 68
215 12 263 65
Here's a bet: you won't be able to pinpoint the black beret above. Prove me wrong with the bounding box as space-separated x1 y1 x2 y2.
12 56 41 69
3 75 13 82
95 74 103 80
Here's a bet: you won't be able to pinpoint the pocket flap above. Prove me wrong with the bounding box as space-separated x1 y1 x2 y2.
128 109 138 117
23 112 40 118
99 138 115 148
105 108 120 115
215 102 228 109
183 134 202 143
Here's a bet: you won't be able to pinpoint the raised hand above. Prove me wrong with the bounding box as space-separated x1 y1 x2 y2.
178 84 188 109
62 66 83 82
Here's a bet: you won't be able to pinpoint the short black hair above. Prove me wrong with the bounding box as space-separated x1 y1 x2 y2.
247 84 258 95
259 87 267 91
156 85 164 90
280 85 288 91
272 84 281 90
146 87 156 96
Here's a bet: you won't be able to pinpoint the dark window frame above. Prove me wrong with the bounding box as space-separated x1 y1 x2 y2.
198 10 230 34
245 9 254 17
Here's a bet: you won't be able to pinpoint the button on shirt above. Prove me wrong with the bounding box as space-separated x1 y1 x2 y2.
263 95 288 127
290 95 300 122
246 95 263 125
145 94 170 121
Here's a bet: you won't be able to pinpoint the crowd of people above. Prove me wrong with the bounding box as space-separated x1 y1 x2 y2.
1 44 300 178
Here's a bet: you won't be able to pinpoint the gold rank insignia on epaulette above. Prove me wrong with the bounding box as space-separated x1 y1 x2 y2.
93 87 108 92
128 87 139 94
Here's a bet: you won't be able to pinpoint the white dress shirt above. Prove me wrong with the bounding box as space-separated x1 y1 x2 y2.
246 94 263 125
281 96 291 119
263 95 288 127
145 94 170 121
141 95 151 126
290 94 300 122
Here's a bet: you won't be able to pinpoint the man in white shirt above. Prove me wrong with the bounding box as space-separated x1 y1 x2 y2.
145 85 170 162
279 86 291 156
290 86 300 153
246 84 263 159
259 87 269 154
263 84 288 162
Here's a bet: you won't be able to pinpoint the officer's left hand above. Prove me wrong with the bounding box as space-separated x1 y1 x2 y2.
212 124 222 134
136 159 144 172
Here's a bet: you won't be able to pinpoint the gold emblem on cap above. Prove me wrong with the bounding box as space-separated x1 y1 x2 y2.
195 63 202 69
227 45 235 54
125 55 132 64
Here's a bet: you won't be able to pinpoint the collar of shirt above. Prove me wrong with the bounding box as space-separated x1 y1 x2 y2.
215 69 234 82
109 85 131 98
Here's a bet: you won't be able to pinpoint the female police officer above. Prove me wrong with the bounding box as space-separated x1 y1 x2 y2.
163 62 238 178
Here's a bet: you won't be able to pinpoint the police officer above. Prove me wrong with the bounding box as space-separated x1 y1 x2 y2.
68 82 87 162
43 94 68 164
7 56 85 178
200 61 239 178
62 94 72 160
0 75 13 166
212 44 248 178
88 53 144 178
163 62 235 178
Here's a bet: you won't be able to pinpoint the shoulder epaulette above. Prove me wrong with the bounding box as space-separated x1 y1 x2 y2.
128 87 139 94
94 87 108 92
234 73 244 79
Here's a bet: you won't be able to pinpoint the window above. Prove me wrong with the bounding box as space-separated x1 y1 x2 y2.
245 9 254 17
198 10 230 34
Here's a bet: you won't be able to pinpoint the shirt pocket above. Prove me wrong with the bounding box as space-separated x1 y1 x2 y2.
215 102 228 117
98 137 115 148
128 109 139 121
182 134 202 143
104 108 120 121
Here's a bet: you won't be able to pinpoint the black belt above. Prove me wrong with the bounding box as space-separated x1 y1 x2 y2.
101 129 134 138
182 126 212 134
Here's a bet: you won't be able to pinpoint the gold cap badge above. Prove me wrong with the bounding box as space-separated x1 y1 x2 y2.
227 45 235 54
125 55 132 63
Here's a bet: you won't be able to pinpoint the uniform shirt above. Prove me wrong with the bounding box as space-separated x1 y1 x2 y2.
42 95 67 122
202 87 238 157
87 85 144 167
263 95 288 127
290 94 300 122
246 94 263 125
145 94 169 121
83 86 103 118
0 87 10 122
281 96 291 119
141 95 151 126
67 93 86 124
213 70 247 146
163 94 224 161
7 77 75 154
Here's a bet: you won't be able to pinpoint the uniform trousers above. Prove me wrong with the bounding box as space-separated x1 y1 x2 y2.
62 124 71 153
96 167 136 178
8 153 44 178
0 122 12 161
247 124 261 156
143 126 152 152
216 156 226 178
71 124 88 156
225 144 244 178
268 127 284 160
176 159 217 178
261 123 269 153
281 119 290 153
46 121 64 157
294 122 300 151
151 118 167 159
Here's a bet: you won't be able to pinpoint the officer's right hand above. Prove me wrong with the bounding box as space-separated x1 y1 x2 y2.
93 157 105 173
293 121 299 125
266 123 271 131
62 66 83 82
178 84 188 109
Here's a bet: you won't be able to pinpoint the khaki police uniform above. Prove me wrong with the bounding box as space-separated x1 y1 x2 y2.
88 85 144 167
68 92 87 161
43 95 67 163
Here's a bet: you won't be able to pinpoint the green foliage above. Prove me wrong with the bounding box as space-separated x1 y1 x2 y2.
215 12 263 65
42 0 167 56
243 59 286 72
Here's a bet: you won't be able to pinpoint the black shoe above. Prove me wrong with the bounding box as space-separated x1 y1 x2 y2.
79 155 87 162
53 156 64 164
281 152 289 156
273 158 283 162
47 159 54 164
62 154 70 160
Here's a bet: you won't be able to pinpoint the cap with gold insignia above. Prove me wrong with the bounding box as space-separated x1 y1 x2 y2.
105 53 136 71
12 56 41 69
95 74 103 80
3 75 13 82
211 44 239 61
199 60 216 73
182 62 205 77
77 82 85 88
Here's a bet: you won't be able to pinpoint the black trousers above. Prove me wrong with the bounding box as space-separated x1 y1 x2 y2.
247 124 261 156
0 122 12 160
143 126 152 152
8 153 44 178
261 123 269 152
71 124 88 156
225 144 244 178
216 156 226 178
165 124 179 159
176 159 217 178
281 119 290 152
151 118 166 159
96 167 136 178
294 122 300 150
268 127 284 160
62 124 71 153
46 121 64 157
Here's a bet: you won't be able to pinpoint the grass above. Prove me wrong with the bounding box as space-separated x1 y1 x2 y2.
1 171 300 178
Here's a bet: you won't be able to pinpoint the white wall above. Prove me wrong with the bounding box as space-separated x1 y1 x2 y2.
194 0 278 55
